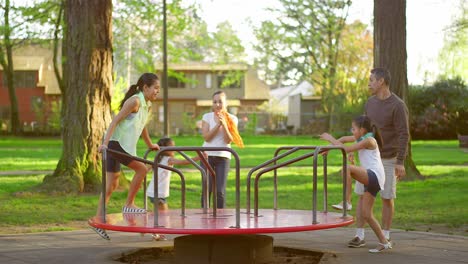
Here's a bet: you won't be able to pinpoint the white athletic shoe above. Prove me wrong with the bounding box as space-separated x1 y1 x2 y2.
332 201 352 210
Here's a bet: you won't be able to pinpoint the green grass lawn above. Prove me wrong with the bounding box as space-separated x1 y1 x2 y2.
0 135 467 235
1 135 466 170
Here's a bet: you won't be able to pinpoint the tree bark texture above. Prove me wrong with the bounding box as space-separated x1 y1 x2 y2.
373 0 408 101
373 0 423 180
42 0 113 193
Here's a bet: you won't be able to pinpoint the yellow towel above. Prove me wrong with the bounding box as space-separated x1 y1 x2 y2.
221 110 244 148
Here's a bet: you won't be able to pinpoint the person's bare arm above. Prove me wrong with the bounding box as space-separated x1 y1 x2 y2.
201 119 220 142
338 135 356 144
141 127 159 150
168 152 206 166
320 133 374 153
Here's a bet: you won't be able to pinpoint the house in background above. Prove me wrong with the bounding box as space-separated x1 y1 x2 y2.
269 80 322 134
269 80 315 116
0 41 61 132
287 93 322 134
1 43 270 135
152 62 270 135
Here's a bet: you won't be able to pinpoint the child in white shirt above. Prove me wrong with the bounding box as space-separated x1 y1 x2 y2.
320 115 391 253
146 137 205 240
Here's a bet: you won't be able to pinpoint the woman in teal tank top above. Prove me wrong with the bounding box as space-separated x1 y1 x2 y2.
91 73 160 240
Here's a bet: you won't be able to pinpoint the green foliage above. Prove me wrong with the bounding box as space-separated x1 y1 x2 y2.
181 112 203 136
210 21 246 63
334 21 373 114
437 0 468 81
113 0 201 77
112 0 246 86
47 100 61 132
31 98 61 134
111 76 127 114
218 70 244 88
254 0 352 89
244 113 258 135
409 77 468 138
252 0 375 133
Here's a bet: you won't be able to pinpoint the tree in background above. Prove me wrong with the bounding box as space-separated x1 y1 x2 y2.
438 0 467 81
209 21 246 64
332 20 374 126
0 0 22 134
336 21 373 108
41 0 113 192
113 0 246 84
373 0 422 179
0 0 65 134
113 0 196 76
252 0 352 131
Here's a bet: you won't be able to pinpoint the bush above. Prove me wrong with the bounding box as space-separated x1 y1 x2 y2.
409 77 468 139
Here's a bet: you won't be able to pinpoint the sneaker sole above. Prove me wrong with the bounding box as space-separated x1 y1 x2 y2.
332 205 352 210
348 243 366 248
332 205 344 210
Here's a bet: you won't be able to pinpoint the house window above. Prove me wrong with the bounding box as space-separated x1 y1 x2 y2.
158 105 164 123
168 76 185 88
205 74 212 89
217 74 242 89
2 70 37 89
190 73 197 89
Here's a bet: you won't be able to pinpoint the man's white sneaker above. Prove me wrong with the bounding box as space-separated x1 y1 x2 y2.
369 242 392 253
332 201 352 210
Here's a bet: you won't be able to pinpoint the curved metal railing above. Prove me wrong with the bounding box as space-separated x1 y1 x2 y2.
100 146 241 228
246 145 348 224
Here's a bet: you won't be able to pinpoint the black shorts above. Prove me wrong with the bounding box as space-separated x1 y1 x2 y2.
106 141 133 172
364 169 381 197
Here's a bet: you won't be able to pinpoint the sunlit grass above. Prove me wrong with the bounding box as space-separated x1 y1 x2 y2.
1 165 466 234
0 136 467 235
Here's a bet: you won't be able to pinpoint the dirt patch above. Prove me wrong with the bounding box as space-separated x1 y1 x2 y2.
114 246 327 264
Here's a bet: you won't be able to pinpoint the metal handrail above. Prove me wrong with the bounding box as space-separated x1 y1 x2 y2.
247 145 348 224
151 146 241 228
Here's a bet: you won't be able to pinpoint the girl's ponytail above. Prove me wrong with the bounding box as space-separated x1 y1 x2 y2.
353 115 384 149
119 84 140 109
119 73 159 110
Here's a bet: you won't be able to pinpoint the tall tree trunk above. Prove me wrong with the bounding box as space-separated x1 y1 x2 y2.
1 0 22 135
41 0 113 193
374 0 423 180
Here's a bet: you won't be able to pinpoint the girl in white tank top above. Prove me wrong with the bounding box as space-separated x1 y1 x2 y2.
320 115 391 253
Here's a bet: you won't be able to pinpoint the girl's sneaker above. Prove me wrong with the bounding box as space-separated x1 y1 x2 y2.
90 226 110 240
122 206 147 214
